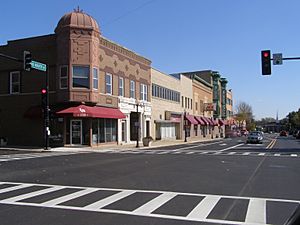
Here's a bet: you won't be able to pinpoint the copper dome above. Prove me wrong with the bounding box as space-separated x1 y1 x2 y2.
55 10 100 33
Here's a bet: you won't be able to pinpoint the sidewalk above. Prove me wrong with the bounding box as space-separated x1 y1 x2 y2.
0 137 224 153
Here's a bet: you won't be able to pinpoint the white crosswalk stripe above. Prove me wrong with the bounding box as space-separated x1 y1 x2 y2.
92 149 300 158
0 152 81 162
0 181 299 225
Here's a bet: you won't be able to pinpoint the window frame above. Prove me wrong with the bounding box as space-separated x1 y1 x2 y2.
10 71 20 94
105 73 112 95
72 65 90 89
140 83 148 101
130 80 135 98
59 65 68 89
118 77 124 96
92 67 98 90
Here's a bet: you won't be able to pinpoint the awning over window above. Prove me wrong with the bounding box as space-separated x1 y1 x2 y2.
195 116 205 125
208 118 218 126
200 117 210 125
218 119 227 126
56 105 126 119
185 115 198 125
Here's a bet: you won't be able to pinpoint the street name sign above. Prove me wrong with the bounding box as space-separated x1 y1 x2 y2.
30 60 47 71
273 53 283 65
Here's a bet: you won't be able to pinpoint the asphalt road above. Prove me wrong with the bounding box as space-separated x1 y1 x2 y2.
0 134 299 225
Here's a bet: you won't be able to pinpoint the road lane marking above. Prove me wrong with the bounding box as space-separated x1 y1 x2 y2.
274 154 281 156
258 153 266 156
40 188 98 207
83 190 136 210
133 192 177 214
0 183 33 194
291 154 297 157
175 141 224 150
245 199 266 224
187 195 221 220
228 152 236 155
1 186 64 203
242 152 251 155
266 139 276 149
218 143 244 152
0 181 299 225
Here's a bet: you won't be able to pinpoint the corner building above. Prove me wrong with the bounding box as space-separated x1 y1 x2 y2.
0 10 151 147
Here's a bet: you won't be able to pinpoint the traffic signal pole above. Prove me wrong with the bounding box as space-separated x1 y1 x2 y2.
44 65 50 150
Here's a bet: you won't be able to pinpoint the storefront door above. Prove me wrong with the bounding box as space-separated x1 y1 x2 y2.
70 120 82 145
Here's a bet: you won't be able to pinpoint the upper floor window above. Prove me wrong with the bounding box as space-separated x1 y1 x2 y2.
105 73 112 94
119 77 124 96
10 71 20 94
130 80 135 98
60 66 68 89
72 66 90 88
140 83 148 101
93 68 98 90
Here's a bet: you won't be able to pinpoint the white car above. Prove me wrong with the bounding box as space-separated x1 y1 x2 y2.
247 131 263 144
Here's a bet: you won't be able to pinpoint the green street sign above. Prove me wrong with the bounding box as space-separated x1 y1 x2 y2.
30 60 47 72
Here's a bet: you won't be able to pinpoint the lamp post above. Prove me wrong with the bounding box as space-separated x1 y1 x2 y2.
184 111 187 142
136 102 140 148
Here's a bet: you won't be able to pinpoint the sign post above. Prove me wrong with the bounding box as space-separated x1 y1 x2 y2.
30 59 49 150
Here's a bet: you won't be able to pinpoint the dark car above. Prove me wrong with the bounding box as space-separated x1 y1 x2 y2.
280 130 288 136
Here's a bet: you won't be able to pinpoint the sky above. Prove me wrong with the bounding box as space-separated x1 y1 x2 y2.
1 0 299 120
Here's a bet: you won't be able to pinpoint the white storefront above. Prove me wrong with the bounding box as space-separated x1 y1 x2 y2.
118 97 152 144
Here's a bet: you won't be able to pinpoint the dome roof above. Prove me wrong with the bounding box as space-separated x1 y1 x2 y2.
55 10 100 33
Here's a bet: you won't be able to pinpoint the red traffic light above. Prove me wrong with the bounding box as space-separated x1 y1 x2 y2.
41 89 47 94
263 52 269 58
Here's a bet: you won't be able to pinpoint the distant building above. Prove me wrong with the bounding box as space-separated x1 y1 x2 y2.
0 10 151 147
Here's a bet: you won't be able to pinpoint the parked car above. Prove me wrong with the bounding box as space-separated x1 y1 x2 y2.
246 131 263 144
280 130 288 136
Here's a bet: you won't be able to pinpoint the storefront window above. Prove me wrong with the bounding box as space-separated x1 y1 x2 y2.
91 118 117 144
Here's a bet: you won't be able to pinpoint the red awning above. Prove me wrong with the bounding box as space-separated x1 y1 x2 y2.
201 117 211 126
195 116 205 125
185 115 198 125
209 118 218 126
206 118 215 126
218 119 227 126
56 105 126 119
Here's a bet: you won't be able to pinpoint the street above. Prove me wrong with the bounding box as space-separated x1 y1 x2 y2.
0 134 299 225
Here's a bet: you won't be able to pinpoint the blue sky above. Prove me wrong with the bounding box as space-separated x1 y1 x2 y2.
1 0 299 120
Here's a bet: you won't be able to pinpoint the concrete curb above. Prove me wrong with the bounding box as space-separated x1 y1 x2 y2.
0 138 224 153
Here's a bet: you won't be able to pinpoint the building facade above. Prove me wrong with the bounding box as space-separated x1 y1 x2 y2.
0 10 151 147
151 68 182 140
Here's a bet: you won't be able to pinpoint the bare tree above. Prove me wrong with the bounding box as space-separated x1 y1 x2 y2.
235 101 254 130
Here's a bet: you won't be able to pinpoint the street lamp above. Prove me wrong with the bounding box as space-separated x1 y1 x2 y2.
184 111 187 142
136 101 143 148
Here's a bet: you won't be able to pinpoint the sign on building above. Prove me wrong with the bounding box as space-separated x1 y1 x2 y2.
204 103 216 111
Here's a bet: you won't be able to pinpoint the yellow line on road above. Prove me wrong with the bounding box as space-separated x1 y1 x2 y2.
266 139 276 149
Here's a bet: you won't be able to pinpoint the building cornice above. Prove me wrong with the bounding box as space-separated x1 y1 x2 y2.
99 36 151 66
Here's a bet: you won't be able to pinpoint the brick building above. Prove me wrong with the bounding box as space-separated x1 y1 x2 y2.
0 10 151 147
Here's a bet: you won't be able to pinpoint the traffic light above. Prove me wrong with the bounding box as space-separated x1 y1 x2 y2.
41 88 47 109
23 51 32 72
261 50 271 75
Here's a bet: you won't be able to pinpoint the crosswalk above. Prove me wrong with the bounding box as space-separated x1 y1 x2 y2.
0 181 298 225
0 152 80 162
96 149 300 158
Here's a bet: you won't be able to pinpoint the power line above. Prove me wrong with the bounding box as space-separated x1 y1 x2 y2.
103 0 156 27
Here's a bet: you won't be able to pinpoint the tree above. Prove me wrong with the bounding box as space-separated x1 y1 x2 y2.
235 101 254 130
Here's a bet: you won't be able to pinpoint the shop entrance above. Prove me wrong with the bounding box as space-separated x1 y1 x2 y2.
130 112 139 141
70 120 82 145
